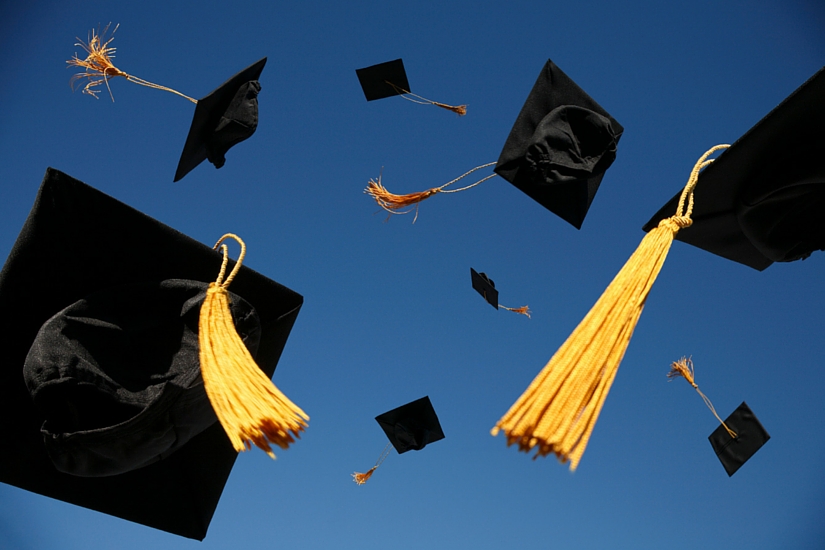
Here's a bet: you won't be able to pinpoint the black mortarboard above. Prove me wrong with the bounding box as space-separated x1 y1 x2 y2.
709 402 770 476
356 58 411 101
375 396 445 454
0 168 303 539
174 57 267 182
494 59 624 229
470 268 498 309
642 67 825 270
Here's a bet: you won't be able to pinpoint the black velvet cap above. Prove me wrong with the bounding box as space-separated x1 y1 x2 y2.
174 57 267 182
355 58 411 101
495 59 624 229
470 268 498 309
375 396 445 454
708 402 770 476
642 67 825 270
0 168 303 539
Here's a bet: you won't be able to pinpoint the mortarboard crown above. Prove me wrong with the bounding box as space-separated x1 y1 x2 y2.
495 59 624 229
709 401 770 476
0 168 303 539
470 268 531 317
642 66 825 270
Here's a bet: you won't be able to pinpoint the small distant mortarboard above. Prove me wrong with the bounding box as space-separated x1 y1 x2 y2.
0 168 306 539
494 59 624 229
67 24 266 182
668 358 770 476
352 396 445 485
356 58 467 115
364 59 623 227
643 66 825 270
470 268 531 317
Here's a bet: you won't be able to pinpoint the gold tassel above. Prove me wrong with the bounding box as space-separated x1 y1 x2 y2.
500 305 532 318
385 81 467 115
668 357 737 438
200 233 309 458
365 163 497 222
67 23 197 103
352 443 392 485
491 144 730 471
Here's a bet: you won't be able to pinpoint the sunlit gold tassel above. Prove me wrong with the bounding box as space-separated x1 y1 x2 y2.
352 443 392 485
491 145 730 471
385 81 467 115
365 163 497 222
67 23 196 103
200 233 309 458
668 357 737 438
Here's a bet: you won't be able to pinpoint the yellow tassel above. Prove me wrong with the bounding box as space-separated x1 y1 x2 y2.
491 145 730 471
352 442 392 485
668 357 737 438
199 234 309 458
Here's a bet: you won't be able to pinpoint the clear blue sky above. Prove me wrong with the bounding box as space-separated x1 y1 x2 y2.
1 1 824 549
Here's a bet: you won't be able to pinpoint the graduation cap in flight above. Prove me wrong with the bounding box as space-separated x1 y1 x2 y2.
668 358 770 476
0 168 305 539
364 59 623 228
67 24 266 182
470 268 531 317
352 396 445 485
642 66 825 270
356 58 467 115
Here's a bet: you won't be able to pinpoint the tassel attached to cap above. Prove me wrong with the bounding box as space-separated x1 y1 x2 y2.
668 357 737 438
385 81 467 116
200 233 309 458
365 163 498 222
68 23 197 103
491 144 730 471
352 443 392 485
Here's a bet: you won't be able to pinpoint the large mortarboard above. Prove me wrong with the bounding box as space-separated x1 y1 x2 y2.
0 168 303 539
709 401 770 476
375 396 445 454
642 66 825 270
174 58 268 182
494 59 624 229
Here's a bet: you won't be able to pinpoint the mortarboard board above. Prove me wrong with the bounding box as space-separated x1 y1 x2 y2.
352 396 445 484
355 58 467 115
494 59 624 229
174 57 268 182
709 401 770 476
0 168 303 539
642 66 825 270
470 268 498 309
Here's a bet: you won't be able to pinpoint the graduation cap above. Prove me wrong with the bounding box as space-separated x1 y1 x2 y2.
470 268 531 317
67 24 266 182
642 66 825 270
352 396 445 485
364 59 623 227
668 358 769 476
356 58 467 115
0 168 305 539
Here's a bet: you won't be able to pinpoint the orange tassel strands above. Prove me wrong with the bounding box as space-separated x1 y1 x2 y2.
501 305 532 318
352 443 392 485
365 163 498 222
491 145 730 471
67 23 196 103
668 357 737 438
199 234 309 458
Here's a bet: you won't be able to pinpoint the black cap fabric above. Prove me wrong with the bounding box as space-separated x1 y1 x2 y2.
356 59 411 101
375 396 445 454
708 402 770 476
495 59 624 229
174 57 267 182
642 67 825 270
0 168 303 539
470 268 498 309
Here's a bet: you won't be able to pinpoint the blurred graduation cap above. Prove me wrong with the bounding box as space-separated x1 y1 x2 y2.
642 66 825 270
668 358 769 476
470 268 531 317
67 24 266 182
356 58 467 115
352 396 445 485
364 59 623 228
0 168 304 539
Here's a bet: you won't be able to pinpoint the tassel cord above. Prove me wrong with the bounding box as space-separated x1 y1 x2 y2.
385 81 467 115
668 358 737 439
352 443 393 485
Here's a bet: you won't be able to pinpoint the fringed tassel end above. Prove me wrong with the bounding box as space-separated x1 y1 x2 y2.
431 101 468 116
501 305 531 318
364 174 440 220
351 467 377 485
200 234 309 458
